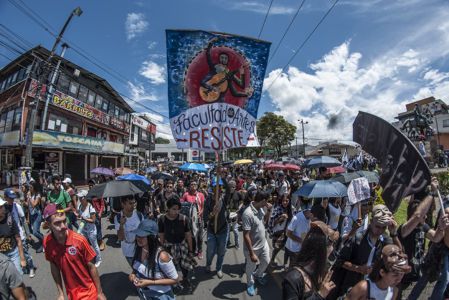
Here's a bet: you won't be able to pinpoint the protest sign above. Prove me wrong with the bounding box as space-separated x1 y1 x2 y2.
166 30 270 151
347 177 371 205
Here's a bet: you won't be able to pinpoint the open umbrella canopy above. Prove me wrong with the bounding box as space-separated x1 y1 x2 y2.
117 174 150 185
303 156 342 168
356 170 379 183
90 167 114 177
264 163 285 170
87 180 143 198
151 172 175 182
284 163 301 171
332 172 360 184
179 163 208 172
325 166 346 174
114 167 134 175
234 159 253 165
145 167 157 173
294 180 348 198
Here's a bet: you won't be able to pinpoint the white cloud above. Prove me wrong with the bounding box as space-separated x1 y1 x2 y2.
139 61 166 85
125 12 148 40
127 82 158 102
264 41 427 144
227 1 295 15
147 41 157 50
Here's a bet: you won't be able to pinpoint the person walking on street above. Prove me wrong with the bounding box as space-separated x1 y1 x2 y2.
43 203 106 300
27 182 44 253
47 175 74 228
242 190 272 296
129 219 179 300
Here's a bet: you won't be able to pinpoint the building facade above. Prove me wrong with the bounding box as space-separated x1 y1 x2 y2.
127 113 156 169
0 46 133 184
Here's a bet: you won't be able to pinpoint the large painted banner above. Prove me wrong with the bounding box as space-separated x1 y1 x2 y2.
166 30 270 151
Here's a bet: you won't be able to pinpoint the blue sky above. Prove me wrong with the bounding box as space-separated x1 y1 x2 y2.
1 0 449 143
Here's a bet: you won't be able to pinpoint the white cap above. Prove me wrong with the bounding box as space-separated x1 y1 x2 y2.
62 178 72 184
76 189 88 198
0 197 6 206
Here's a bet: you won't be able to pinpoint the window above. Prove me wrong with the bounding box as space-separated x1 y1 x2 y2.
69 81 80 97
0 112 7 133
78 85 88 102
443 119 449 128
87 90 96 106
101 99 109 112
47 114 69 133
109 103 115 116
0 80 5 91
114 106 120 117
95 95 103 109
17 68 26 81
57 74 70 93
11 71 18 84
4 110 14 132
87 127 97 138
141 130 148 141
109 134 117 142
12 108 21 131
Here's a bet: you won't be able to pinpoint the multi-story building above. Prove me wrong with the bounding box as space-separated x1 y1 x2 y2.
127 113 156 169
0 46 133 184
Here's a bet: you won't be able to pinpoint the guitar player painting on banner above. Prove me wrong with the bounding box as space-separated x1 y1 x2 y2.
199 37 254 105
166 30 270 151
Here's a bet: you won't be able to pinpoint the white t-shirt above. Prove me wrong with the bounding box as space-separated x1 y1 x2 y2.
341 206 369 238
77 203 97 233
114 210 142 258
328 203 342 230
286 211 310 253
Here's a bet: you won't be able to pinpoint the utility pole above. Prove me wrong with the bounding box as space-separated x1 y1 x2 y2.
24 7 82 168
299 119 308 158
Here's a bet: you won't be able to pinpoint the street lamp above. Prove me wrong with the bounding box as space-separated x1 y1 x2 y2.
298 119 308 158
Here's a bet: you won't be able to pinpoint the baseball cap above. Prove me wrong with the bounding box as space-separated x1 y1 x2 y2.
132 219 158 237
76 189 88 198
43 203 64 220
0 197 6 206
3 188 17 199
62 177 72 184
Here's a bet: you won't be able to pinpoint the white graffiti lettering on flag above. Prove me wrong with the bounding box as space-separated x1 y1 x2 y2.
166 30 270 152
170 103 256 150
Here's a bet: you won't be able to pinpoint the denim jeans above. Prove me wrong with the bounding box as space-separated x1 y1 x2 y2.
227 222 239 247
206 226 229 272
21 239 35 272
408 248 449 300
4 247 23 275
81 229 101 263
94 213 103 241
29 211 44 242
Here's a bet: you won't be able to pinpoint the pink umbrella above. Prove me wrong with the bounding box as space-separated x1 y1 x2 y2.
284 164 301 171
326 166 346 174
264 163 285 170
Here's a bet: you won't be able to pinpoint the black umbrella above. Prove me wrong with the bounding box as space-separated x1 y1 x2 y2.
332 172 360 184
151 172 175 182
303 156 342 168
86 181 143 198
356 170 379 184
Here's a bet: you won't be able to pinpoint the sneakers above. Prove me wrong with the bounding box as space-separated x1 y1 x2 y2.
36 245 44 253
217 270 223 279
197 251 203 260
95 261 102 268
29 268 36 278
255 275 268 286
247 284 256 296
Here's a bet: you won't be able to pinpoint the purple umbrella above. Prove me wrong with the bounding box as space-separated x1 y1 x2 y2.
90 167 115 177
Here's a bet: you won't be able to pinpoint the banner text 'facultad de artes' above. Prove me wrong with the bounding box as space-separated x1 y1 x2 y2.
166 30 270 151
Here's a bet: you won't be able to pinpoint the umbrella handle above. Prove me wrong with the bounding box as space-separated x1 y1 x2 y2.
437 189 446 215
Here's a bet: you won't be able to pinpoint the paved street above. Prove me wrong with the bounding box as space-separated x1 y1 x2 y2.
23 216 283 300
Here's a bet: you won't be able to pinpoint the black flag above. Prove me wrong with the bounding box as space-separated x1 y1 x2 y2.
353 111 431 212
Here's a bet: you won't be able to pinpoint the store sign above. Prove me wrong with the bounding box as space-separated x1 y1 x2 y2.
32 130 124 154
28 79 129 132
132 115 156 133
0 131 20 146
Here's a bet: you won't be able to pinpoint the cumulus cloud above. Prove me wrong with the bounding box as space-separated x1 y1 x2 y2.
128 82 158 102
139 61 166 85
264 41 427 144
226 1 295 15
125 12 148 40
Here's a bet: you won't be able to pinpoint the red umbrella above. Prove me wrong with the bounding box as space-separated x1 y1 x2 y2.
284 164 301 171
325 166 346 174
264 163 285 170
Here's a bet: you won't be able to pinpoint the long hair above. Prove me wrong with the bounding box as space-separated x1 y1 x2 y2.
291 226 328 290
369 256 386 282
133 235 162 278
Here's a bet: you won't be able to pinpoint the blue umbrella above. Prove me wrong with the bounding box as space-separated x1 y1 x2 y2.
117 174 151 185
294 180 348 198
145 167 157 173
179 163 207 172
303 156 342 168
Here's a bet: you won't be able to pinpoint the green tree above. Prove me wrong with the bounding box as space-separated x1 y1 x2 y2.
155 137 170 144
257 112 296 158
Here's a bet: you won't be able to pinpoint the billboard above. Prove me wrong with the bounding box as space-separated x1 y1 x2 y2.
166 30 270 151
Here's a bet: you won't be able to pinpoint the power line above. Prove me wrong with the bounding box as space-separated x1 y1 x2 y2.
267 0 306 65
258 0 274 38
265 0 340 92
0 24 34 50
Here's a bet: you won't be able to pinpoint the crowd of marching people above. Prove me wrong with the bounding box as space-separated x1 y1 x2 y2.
2 159 449 300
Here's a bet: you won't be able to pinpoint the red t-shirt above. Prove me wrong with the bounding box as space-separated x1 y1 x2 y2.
181 191 205 216
44 230 97 300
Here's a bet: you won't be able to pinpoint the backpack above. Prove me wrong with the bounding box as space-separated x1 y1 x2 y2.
180 196 199 238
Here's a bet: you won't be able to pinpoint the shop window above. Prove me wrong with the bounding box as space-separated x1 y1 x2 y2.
87 127 97 138
69 81 80 98
48 114 68 133
68 124 81 135
0 112 7 133
95 95 103 109
57 74 70 93
141 130 148 141
4 110 14 132
97 130 107 140
12 108 21 131
78 85 88 102
109 134 117 142
87 90 96 106
443 119 449 128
